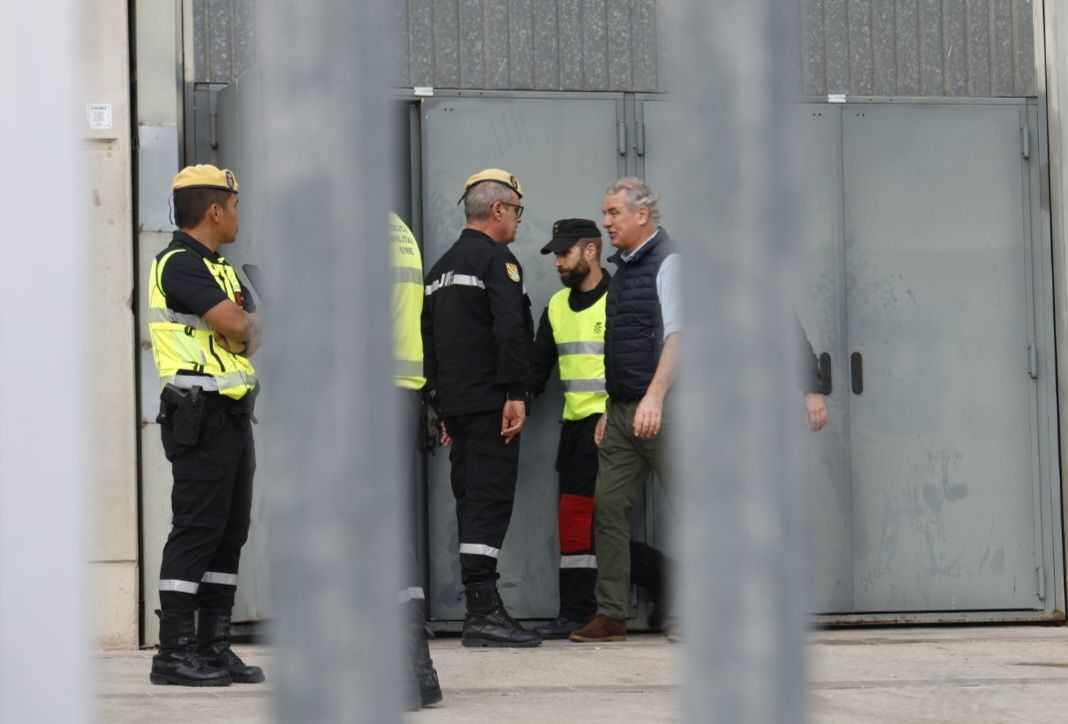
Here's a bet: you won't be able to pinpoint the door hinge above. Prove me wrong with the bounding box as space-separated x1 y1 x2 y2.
1028 343 1038 379
617 121 626 156
1037 565 1046 601
209 88 220 150
1021 125 1031 159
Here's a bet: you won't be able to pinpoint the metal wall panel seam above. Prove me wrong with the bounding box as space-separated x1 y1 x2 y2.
433 0 461 88
852 0 875 94
896 0 922 95
459 0 484 88
509 0 535 89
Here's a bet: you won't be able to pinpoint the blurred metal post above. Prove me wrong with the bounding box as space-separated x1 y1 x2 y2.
0 3 90 723
253 2 404 721
664 1 807 722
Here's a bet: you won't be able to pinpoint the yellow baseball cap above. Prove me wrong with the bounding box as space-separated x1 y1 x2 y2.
457 168 522 204
172 164 239 193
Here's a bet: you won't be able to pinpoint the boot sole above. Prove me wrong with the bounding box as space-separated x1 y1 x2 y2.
150 673 232 687
461 637 542 648
230 672 266 684
421 687 444 707
569 634 626 643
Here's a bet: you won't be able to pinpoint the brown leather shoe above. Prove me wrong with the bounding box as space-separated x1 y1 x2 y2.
569 614 626 642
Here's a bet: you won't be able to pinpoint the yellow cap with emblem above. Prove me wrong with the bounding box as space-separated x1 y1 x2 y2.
457 168 522 204
172 164 240 193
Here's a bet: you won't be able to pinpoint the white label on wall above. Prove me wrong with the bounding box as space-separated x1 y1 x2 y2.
87 103 113 130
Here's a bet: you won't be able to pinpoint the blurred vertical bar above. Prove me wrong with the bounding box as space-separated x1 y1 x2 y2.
663 0 806 722
0 2 90 723
253 2 403 721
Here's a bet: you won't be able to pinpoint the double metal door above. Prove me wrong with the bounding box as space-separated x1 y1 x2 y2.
790 101 1059 618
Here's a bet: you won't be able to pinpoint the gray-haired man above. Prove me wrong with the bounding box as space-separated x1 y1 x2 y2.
571 178 680 643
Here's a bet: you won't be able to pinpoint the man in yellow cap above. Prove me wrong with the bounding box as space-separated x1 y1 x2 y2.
421 168 541 647
147 164 264 686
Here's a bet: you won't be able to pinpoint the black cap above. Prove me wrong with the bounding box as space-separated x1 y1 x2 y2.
540 218 602 255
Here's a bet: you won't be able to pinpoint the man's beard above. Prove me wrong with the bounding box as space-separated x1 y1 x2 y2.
559 261 590 289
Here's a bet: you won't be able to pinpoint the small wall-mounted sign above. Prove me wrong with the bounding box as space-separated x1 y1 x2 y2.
87 103 113 130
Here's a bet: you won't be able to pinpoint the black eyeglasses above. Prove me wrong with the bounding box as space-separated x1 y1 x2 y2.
500 202 525 219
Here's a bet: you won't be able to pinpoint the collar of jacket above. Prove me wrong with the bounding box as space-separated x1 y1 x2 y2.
608 227 667 267
458 227 498 245
172 230 221 261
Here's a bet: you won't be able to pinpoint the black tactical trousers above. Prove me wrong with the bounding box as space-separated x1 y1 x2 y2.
444 410 521 586
555 415 599 621
159 398 255 616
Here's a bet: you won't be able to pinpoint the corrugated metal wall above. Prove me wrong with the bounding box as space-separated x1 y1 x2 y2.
798 0 1036 97
188 0 1037 98
190 0 256 84
396 0 660 91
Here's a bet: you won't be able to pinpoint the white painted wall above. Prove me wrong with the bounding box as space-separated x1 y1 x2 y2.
85 0 139 650
135 0 183 648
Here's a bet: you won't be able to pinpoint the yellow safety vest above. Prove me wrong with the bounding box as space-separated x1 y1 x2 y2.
390 213 426 390
547 287 607 421
148 247 257 400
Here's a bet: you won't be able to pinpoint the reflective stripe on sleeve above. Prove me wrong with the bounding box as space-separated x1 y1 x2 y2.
393 267 424 285
459 543 500 559
557 341 605 356
201 571 239 586
159 579 200 594
561 378 607 393
560 554 598 569
425 272 485 296
394 359 423 378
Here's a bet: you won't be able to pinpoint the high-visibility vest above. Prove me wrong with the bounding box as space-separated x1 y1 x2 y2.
547 287 607 421
148 247 257 400
390 213 426 390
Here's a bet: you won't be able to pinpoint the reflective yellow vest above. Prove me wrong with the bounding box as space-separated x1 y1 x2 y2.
547 287 607 421
390 213 426 390
148 247 257 400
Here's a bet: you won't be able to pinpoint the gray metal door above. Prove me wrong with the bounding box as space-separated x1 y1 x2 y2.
420 94 625 620
641 98 1057 618
843 103 1044 612
793 105 855 614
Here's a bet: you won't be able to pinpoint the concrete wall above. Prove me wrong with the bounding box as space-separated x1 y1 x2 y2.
136 0 185 649
85 0 139 649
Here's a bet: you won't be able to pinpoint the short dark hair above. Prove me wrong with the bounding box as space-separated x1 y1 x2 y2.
173 187 234 229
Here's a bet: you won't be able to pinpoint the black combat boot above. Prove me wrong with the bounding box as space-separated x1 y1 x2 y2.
405 599 443 708
461 582 542 648
196 609 266 683
150 610 232 687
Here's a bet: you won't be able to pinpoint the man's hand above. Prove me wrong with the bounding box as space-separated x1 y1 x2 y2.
501 399 526 444
439 420 453 447
804 393 828 432
633 392 663 438
594 412 607 446
214 332 245 355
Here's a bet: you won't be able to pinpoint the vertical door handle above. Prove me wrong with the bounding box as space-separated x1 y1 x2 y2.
850 352 863 394
818 352 832 395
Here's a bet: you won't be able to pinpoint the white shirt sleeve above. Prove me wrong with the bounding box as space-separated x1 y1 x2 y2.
656 253 681 339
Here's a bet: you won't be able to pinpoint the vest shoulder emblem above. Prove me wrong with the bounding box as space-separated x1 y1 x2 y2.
505 263 520 283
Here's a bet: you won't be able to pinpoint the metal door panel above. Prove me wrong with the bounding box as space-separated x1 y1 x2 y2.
842 103 1041 611
793 104 853 613
421 95 625 620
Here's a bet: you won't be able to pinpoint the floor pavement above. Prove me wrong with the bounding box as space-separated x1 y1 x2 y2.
94 625 1068 723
